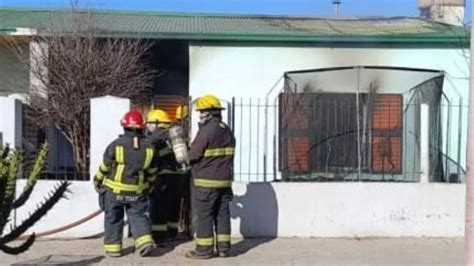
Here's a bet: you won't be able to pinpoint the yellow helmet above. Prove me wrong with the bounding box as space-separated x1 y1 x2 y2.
195 95 225 111
176 105 189 120
147 109 172 124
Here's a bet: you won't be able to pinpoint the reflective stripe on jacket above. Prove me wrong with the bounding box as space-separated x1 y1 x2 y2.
94 131 157 195
189 117 235 188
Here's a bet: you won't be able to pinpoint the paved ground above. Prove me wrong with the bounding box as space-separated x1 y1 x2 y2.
1 237 464 266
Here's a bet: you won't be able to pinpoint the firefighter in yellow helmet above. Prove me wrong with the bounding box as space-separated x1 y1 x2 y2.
176 105 189 122
185 95 236 259
93 110 156 258
173 104 192 239
175 105 190 143
146 109 182 244
146 109 172 132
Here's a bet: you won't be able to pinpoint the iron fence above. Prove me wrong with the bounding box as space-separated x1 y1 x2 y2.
230 94 467 183
19 93 467 184
21 124 90 181
231 97 279 182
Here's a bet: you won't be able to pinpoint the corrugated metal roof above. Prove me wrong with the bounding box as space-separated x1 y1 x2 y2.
0 8 469 43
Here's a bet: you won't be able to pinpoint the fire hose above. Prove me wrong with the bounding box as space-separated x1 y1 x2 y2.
17 198 191 240
18 209 104 240
18 197 191 240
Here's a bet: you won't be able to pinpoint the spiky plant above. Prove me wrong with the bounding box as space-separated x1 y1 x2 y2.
0 143 71 254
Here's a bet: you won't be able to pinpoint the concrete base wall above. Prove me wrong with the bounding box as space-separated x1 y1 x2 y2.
12 180 104 238
231 182 465 238
8 182 465 238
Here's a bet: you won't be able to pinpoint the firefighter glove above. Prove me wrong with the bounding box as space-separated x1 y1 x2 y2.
93 179 102 193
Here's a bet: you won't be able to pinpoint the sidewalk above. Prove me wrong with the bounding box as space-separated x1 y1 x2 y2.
1 237 463 265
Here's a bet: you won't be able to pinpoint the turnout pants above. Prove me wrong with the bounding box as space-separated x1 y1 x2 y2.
194 186 233 254
149 173 184 241
150 177 168 241
100 190 154 254
166 174 183 237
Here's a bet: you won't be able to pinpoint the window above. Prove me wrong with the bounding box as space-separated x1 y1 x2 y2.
279 92 403 180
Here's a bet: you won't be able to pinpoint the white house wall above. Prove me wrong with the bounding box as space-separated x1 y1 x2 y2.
189 43 470 182
286 68 442 94
189 44 469 100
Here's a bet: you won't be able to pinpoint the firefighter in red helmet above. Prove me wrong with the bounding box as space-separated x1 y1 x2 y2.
93 110 157 258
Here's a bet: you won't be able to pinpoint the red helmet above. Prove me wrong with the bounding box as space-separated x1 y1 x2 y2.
121 110 145 129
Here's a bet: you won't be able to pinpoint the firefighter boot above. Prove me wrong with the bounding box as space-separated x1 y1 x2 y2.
106 251 122 258
138 243 155 257
185 250 213 260
213 250 229 258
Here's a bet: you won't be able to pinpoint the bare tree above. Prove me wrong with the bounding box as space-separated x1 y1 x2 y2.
9 9 157 172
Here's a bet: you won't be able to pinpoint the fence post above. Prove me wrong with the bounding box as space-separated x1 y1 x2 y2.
227 101 232 131
457 98 463 182
239 98 243 181
356 66 362 180
420 103 430 184
445 100 452 182
248 98 252 181
264 97 268 182
273 97 278 182
232 97 236 133
256 98 261 182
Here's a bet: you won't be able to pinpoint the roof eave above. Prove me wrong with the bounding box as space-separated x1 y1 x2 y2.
99 31 471 45
3 28 469 46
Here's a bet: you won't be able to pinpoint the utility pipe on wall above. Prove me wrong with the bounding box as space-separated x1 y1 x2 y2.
465 6 474 264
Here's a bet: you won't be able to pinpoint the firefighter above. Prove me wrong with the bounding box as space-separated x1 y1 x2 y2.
185 95 236 259
93 110 156 258
175 105 189 134
163 106 191 240
174 105 192 239
146 109 182 243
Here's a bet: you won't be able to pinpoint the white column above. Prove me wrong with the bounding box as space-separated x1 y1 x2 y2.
0 96 22 148
90 96 130 180
420 104 430 184
90 96 131 239
29 41 48 98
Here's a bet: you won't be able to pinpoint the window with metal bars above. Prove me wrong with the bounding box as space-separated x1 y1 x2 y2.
279 92 403 179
